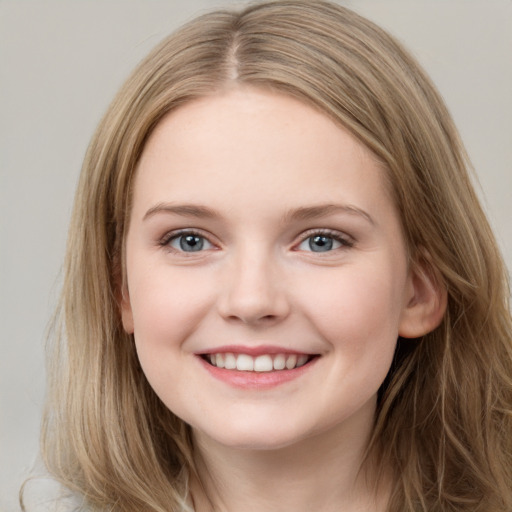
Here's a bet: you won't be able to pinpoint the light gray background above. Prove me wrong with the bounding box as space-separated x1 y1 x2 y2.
1 1 511 510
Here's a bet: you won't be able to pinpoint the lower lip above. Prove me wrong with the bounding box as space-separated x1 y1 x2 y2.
197 356 318 389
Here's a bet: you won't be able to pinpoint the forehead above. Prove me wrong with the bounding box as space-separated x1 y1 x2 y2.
133 87 393 219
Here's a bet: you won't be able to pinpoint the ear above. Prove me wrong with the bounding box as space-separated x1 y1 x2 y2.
399 250 447 339
120 285 135 334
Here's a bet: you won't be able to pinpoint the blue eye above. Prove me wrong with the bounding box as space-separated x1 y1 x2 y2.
297 233 349 252
168 233 213 252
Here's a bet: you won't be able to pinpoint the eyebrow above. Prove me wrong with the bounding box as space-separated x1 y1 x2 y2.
283 204 375 226
143 202 375 225
143 203 218 221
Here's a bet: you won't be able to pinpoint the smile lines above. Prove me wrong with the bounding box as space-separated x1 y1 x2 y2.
204 353 313 372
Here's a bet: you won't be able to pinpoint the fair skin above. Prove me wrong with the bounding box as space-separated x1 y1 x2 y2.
121 87 445 512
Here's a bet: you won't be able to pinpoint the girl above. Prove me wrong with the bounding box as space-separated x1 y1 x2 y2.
32 1 512 511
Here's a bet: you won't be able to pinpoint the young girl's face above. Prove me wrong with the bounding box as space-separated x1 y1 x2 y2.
121 87 418 451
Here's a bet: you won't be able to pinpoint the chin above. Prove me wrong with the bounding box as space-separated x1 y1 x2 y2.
193 420 317 452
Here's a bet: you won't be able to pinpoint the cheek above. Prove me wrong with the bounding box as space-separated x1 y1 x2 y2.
128 266 216 351
295 266 406 417
296 263 406 351
127 267 217 412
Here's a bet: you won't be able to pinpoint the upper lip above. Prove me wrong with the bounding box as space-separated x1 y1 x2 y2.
196 345 317 357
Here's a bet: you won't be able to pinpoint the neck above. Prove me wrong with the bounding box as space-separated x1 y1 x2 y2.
190 401 390 512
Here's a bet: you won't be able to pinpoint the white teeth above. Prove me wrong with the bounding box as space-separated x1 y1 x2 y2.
296 355 308 367
236 354 254 371
206 352 311 371
273 354 286 370
254 355 273 372
285 354 297 370
224 353 237 369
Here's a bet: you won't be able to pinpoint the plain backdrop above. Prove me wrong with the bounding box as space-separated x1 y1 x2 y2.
1 1 511 510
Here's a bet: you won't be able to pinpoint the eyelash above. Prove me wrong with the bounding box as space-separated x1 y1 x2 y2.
295 229 354 252
158 228 354 254
159 229 214 254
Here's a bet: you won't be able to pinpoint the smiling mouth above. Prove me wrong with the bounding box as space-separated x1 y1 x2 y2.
201 353 318 372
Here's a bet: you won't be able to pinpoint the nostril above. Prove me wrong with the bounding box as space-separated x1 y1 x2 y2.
217 274 291 324
227 313 280 325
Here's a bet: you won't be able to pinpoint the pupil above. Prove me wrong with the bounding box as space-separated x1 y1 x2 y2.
180 235 203 252
310 235 333 252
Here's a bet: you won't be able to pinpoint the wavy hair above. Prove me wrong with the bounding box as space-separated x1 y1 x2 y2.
30 1 512 511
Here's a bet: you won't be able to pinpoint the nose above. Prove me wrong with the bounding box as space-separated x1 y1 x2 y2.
217 249 290 326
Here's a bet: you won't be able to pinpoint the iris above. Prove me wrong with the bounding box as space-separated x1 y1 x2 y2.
178 234 204 252
309 235 334 252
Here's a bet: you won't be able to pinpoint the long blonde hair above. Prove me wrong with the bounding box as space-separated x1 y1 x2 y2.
34 1 512 511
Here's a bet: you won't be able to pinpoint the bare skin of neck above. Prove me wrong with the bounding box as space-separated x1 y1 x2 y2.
188 399 390 512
